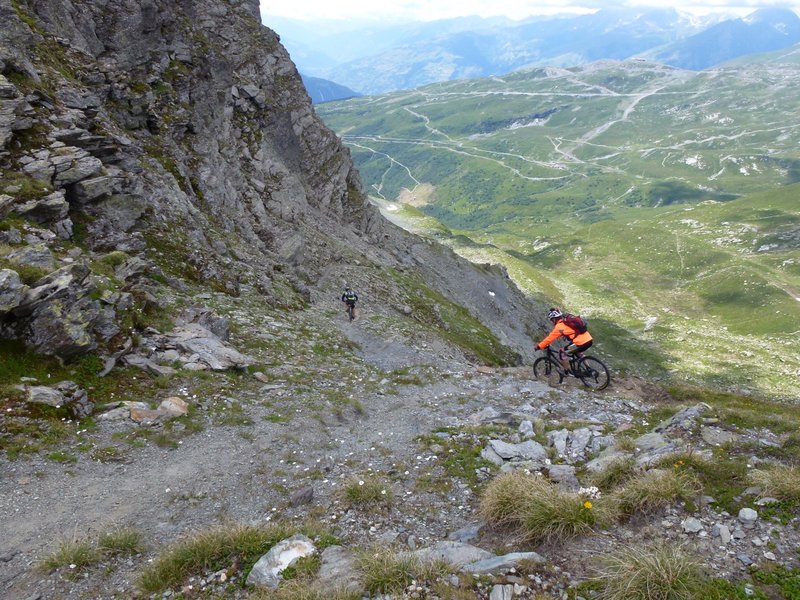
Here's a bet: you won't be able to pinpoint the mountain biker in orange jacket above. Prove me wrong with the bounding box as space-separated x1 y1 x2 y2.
534 308 593 374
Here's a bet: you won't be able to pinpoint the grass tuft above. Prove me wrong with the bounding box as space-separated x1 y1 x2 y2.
97 528 143 555
480 471 616 543
39 536 100 573
611 469 701 517
356 549 421 595
252 579 361 600
590 456 639 490
340 476 393 507
593 543 704 600
749 465 800 503
138 522 295 594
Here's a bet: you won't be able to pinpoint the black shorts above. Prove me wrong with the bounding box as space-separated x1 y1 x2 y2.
566 340 592 355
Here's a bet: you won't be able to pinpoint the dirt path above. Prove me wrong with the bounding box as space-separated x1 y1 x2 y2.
0 292 577 598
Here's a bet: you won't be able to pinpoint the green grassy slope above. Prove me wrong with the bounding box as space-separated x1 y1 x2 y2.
318 60 800 398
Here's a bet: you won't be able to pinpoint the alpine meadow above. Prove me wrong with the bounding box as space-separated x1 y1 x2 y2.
316 54 800 399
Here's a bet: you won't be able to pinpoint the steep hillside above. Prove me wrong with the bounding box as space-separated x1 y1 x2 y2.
317 60 800 397
2 4 800 598
0 0 541 369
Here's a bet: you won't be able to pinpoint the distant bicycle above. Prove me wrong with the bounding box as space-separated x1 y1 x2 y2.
533 346 610 390
345 303 356 322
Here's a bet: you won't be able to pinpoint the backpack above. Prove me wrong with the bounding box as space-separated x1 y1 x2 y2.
563 313 587 334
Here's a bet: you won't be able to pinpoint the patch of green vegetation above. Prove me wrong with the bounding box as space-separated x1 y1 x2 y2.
669 385 800 434
481 471 616 543
143 142 188 193
39 526 142 580
0 256 50 285
761 432 800 465
610 468 701 517
97 528 144 556
696 578 766 600
11 0 37 29
656 450 749 513
39 538 100 577
264 412 291 423
418 426 504 488
356 550 425 596
340 476 393 507
138 522 336 594
750 565 800 599
45 450 78 463
0 169 52 199
90 445 126 463
389 269 519 366
281 555 321 581
91 251 129 278
34 38 78 82
589 456 639 491
592 543 709 600
213 402 253 426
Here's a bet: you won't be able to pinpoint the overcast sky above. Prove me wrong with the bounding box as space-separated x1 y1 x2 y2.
260 0 800 22
261 0 800 21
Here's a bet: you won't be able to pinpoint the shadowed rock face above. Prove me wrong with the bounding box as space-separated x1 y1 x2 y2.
0 0 542 362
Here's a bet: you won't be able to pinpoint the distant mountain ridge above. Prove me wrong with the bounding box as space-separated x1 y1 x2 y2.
645 8 800 69
267 7 800 95
300 74 359 103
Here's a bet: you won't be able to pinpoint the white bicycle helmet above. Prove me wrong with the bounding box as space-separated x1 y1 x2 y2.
547 308 563 321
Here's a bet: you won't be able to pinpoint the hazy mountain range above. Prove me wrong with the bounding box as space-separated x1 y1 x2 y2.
266 7 800 97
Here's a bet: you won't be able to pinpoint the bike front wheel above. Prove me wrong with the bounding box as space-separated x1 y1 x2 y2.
533 357 562 386
576 356 610 390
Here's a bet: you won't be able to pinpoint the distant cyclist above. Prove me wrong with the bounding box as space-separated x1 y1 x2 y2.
534 308 593 375
341 286 359 321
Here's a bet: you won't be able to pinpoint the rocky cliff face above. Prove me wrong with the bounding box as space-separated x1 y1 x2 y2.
0 0 542 363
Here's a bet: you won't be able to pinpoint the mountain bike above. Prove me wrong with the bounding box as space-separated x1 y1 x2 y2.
345 303 356 322
533 346 610 390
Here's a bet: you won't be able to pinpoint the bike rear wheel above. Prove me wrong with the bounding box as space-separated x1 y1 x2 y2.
533 357 562 386
576 356 610 390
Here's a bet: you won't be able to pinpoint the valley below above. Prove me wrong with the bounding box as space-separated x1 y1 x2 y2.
318 58 800 399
